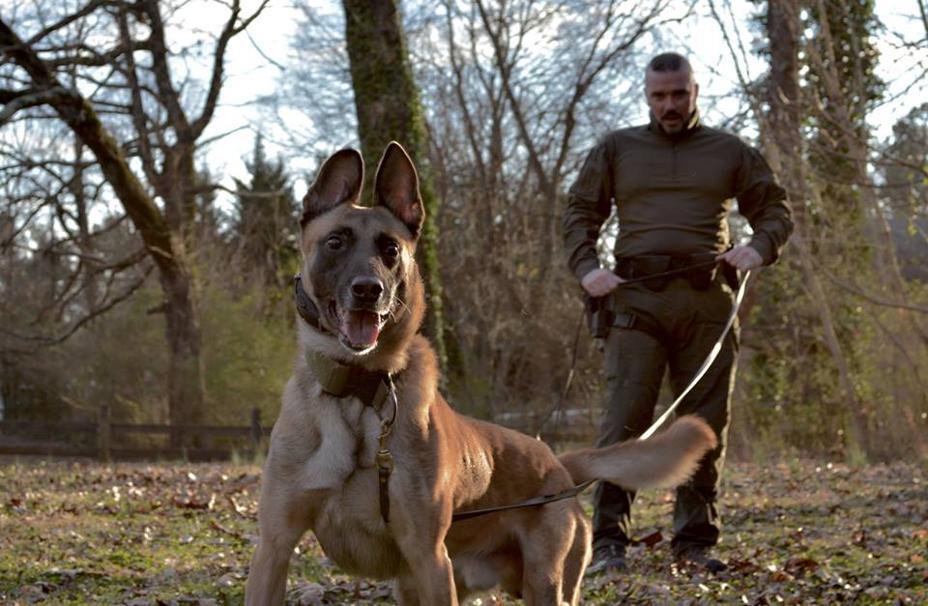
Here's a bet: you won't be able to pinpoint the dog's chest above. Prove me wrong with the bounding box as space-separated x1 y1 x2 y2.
302 397 402 576
299 396 381 490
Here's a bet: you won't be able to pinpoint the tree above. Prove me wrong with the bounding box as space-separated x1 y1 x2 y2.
759 0 874 455
233 134 298 293
419 0 689 416
880 104 928 282
340 0 449 372
0 1 267 443
715 0 928 460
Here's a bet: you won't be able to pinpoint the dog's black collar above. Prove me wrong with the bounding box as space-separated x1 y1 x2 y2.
306 351 392 410
294 274 326 332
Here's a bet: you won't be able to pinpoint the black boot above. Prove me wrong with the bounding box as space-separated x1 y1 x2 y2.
585 542 628 576
673 544 727 574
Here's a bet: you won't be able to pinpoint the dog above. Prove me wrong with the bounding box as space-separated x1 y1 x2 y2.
245 142 717 605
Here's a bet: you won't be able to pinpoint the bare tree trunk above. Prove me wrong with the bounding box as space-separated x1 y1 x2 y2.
342 0 447 372
160 264 204 444
167 152 207 442
764 0 870 457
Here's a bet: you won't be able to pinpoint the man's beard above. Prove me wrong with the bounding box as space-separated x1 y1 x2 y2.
660 111 685 133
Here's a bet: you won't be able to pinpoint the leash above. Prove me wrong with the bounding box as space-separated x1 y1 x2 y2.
610 257 720 287
295 279 400 524
533 310 585 440
535 258 728 440
638 269 751 440
452 479 597 522
376 378 399 523
453 266 751 523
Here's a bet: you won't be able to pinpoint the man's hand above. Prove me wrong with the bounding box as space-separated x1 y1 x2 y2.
717 245 763 271
581 268 624 297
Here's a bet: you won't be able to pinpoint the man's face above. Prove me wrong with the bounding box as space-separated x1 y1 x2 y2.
645 68 699 134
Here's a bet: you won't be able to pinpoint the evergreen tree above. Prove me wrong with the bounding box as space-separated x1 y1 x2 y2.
881 104 928 282
195 164 222 241
882 104 928 217
233 135 298 291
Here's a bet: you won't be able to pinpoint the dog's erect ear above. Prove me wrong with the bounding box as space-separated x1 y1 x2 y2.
374 142 425 238
301 149 364 226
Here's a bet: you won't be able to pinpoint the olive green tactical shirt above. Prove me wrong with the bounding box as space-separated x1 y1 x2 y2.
563 114 794 281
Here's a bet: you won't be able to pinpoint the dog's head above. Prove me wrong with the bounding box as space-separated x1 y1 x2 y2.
298 142 426 362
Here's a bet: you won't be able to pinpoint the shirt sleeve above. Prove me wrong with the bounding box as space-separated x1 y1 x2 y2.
734 143 794 265
562 139 614 282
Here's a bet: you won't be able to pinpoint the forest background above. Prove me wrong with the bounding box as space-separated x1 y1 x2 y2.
1 0 927 464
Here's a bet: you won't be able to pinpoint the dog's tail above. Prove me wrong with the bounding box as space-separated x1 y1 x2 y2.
558 416 717 490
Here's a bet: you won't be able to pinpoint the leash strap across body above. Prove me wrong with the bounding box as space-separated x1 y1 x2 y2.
452 266 752 523
613 257 721 286
638 269 751 440
452 479 597 522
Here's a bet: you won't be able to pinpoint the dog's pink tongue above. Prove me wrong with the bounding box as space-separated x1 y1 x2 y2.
341 311 381 347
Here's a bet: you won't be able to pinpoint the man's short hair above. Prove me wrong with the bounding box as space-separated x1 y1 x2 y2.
647 52 692 73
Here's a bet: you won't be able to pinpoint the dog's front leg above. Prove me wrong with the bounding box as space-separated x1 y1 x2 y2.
394 573 422 606
394 541 457 606
245 474 313 606
391 504 457 605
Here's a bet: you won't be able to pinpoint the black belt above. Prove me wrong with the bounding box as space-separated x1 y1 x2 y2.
585 254 736 339
615 253 721 291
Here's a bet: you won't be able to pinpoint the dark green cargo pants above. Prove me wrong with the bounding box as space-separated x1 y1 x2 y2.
592 275 738 552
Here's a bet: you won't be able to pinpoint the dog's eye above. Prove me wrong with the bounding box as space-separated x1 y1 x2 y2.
325 235 343 250
382 240 400 259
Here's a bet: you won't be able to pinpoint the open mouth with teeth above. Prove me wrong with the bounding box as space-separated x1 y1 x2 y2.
329 301 388 351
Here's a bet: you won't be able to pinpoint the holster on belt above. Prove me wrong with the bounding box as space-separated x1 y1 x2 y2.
584 294 613 339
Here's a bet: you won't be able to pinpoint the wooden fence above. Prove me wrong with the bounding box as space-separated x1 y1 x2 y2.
0 406 271 461
0 405 597 462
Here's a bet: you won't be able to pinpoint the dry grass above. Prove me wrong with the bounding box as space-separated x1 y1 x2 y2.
0 458 925 605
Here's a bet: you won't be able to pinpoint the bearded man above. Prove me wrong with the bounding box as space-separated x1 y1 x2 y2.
563 52 793 574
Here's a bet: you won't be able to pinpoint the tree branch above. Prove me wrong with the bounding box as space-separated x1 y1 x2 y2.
25 0 110 46
823 271 928 314
0 264 154 354
0 86 73 124
191 0 270 138
138 0 191 139
116 4 160 188
0 17 179 275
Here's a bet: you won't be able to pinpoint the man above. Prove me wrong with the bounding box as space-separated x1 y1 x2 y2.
562 52 793 574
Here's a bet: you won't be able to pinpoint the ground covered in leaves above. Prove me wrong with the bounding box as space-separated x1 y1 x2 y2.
0 458 925 605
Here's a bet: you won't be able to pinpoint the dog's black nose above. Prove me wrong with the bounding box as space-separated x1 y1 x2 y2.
351 278 384 301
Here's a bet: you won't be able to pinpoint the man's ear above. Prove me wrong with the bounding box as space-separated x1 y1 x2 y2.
373 142 425 238
301 148 364 226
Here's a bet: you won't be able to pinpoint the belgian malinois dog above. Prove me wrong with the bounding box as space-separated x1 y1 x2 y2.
245 142 717 605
